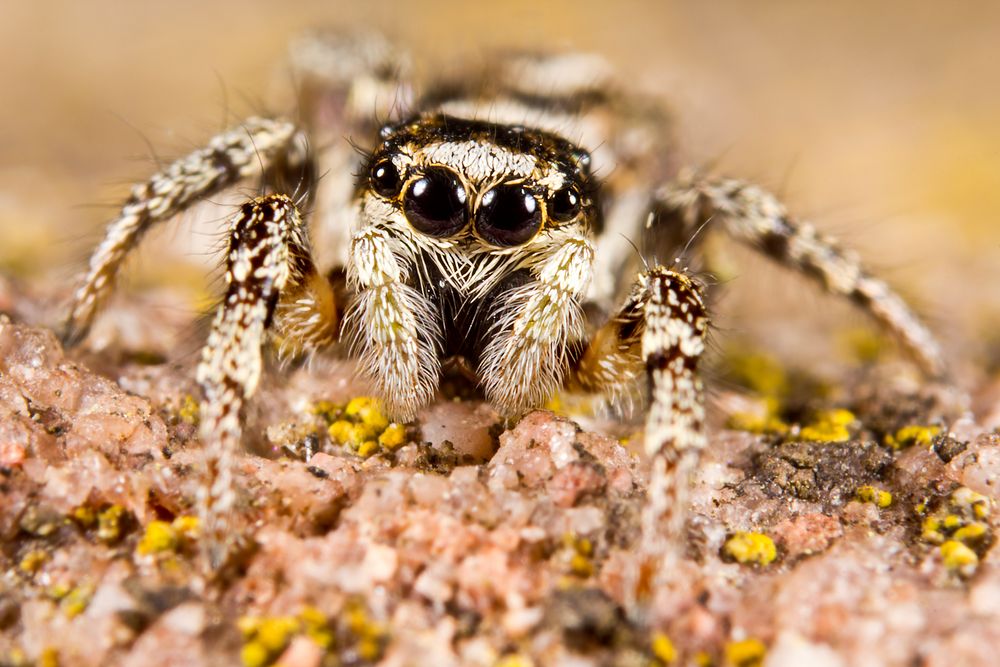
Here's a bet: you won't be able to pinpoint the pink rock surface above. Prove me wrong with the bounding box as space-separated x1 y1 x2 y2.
2 312 999 666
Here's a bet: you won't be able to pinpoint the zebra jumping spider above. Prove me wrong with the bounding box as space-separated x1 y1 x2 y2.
61 33 946 574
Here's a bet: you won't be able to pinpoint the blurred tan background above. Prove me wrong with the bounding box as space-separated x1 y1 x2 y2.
1 0 999 371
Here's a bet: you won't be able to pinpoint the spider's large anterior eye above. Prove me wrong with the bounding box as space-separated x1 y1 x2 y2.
403 167 468 237
549 186 582 222
370 158 402 197
475 184 542 247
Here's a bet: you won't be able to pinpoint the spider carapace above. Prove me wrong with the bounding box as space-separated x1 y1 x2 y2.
61 32 945 570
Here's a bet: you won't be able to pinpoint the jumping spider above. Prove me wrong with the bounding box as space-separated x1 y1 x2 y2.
61 33 945 572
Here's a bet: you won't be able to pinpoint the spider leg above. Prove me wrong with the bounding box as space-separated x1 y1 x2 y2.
654 173 947 377
570 267 708 541
62 118 302 345
638 270 709 560
290 30 413 133
289 30 414 276
566 280 645 399
197 194 335 566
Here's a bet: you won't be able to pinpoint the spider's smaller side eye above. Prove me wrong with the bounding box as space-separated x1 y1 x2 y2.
370 158 403 197
549 186 582 222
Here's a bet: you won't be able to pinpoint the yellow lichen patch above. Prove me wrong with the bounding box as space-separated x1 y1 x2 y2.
357 440 379 458
543 392 596 419
544 393 565 415
327 420 360 447
323 396 407 457
3 647 28 667
239 615 299 667
172 515 200 538
694 651 713 667
569 552 594 578
856 485 892 508
651 632 677 664
137 516 200 556
357 636 382 662
239 602 379 665
345 397 389 432
298 606 334 650
137 521 177 555
39 648 59 667
726 348 789 398
256 616 300 654
951 487 992 519
345 605 368 634
495 655 534 667
344 599 387 662
18 549 48 574
561 533 595 578
884 425 941 450
96 505 126 543
310 400 340 422
723 532 777 566
919 487 994 573
921 516 945 544
800 409 856 443
70 505 97 528
941 540 979 576
177 394 200 425
46 583 71 601
60 585 94 619
725 638 766 667
377 423 406 450
953 522 988 543
571 549 594 577
239 642 269 667
726 411 790 436
45 582 93 618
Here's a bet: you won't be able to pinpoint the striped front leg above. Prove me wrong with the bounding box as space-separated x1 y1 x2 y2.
638 268 709 563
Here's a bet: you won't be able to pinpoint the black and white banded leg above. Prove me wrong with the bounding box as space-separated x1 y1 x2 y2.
654 173 947 378
197 194 336 568
569 267 709 567
62 118 304 345
638 270 709 568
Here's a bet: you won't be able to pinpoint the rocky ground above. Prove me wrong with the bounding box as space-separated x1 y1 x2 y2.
1 273 999 667
2 3 1000 665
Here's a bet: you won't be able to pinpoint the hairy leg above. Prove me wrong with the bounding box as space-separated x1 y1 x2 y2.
570 267 709 608
638 270 709 561
290 31 414 273
63 118 302 344
570 266 708 533
567 276 645 399
290 30 413 133
196 194 336 567
655 173 947 377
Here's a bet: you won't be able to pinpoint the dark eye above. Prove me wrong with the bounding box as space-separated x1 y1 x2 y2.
403 167 468 237
370 158 402 197
549 186 582 222
475 184 542 247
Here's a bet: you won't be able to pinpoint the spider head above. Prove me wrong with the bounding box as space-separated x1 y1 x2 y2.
358 114 598 249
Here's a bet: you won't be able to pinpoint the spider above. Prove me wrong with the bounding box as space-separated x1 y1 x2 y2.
60 32 945 574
